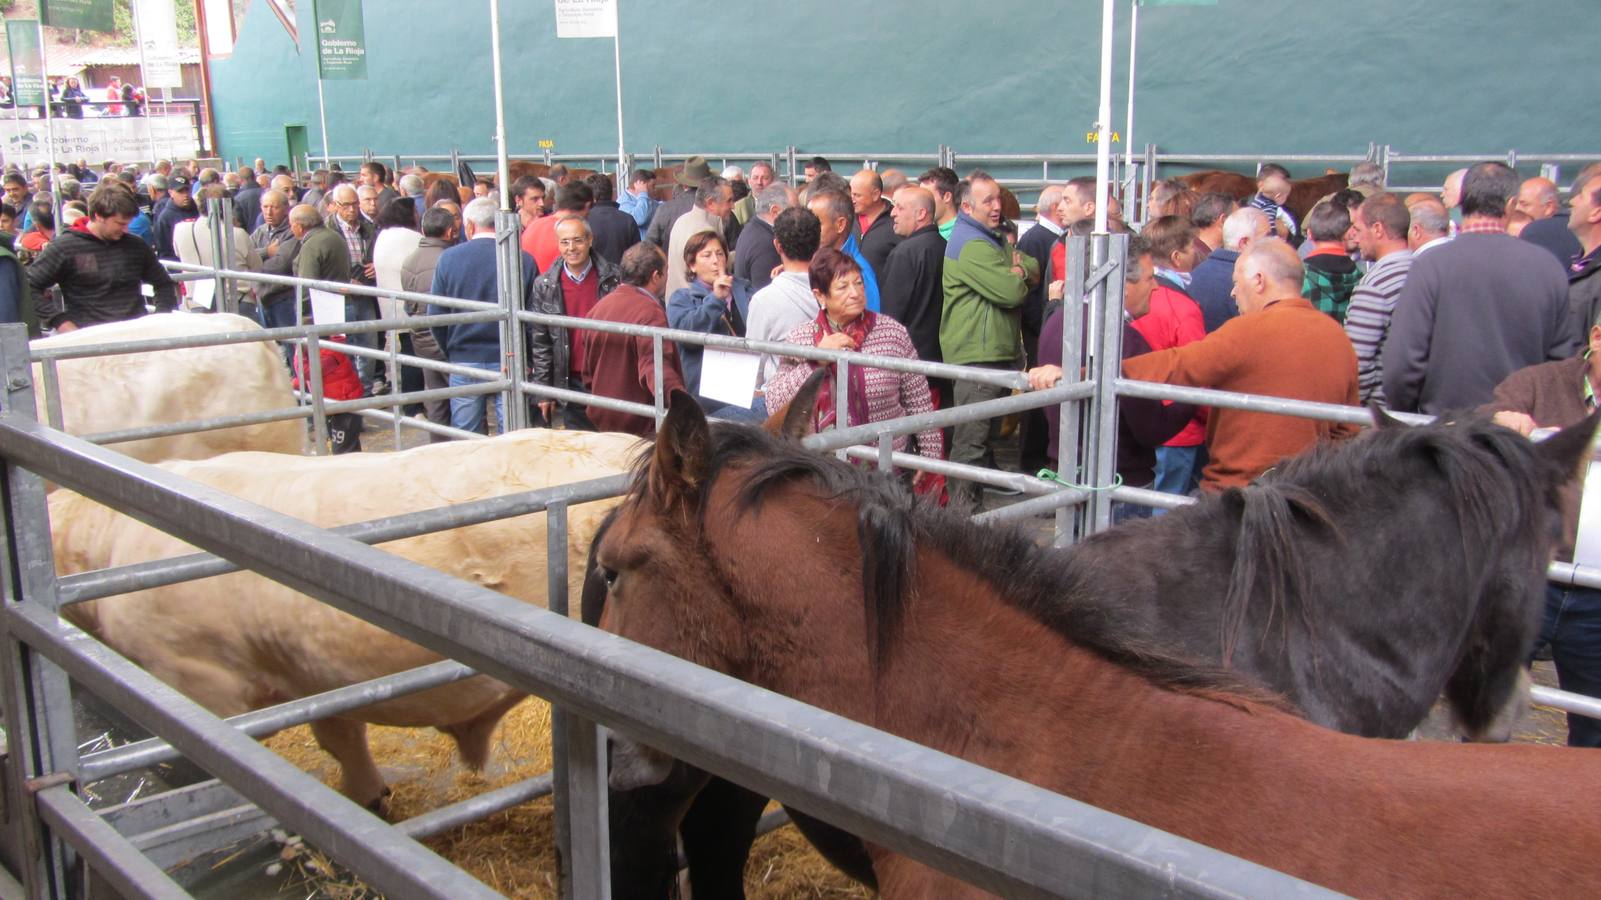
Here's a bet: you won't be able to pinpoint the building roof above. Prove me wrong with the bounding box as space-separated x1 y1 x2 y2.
3 44 203 78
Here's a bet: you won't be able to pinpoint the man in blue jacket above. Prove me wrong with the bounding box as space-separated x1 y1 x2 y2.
428 197 539 434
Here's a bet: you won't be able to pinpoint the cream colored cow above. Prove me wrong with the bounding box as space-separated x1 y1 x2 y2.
31 313 302 463
51 428 641 812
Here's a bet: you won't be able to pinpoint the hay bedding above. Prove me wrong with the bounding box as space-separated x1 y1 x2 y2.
262 698 870 898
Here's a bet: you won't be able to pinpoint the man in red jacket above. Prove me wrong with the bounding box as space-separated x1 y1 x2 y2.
582 243 685 436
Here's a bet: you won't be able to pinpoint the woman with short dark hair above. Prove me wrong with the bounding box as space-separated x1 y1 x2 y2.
765 247 943 462
666 230 756 417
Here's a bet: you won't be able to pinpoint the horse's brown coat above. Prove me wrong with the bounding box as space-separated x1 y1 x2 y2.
597 398 1601 897
1180 169 1351 223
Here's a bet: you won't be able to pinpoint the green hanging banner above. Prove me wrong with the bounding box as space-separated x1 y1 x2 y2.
313 0 369 81
5 21 45 108
40 0 116 33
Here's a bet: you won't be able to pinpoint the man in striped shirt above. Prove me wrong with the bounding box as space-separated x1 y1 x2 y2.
1343 192 1413 406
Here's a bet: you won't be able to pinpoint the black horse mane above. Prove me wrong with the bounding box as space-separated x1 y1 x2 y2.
647 422 1287 707
1213 413 1556 661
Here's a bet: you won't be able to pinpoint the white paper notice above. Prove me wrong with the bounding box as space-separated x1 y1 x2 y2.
309 289 346 326
554 0 617 38
187 279 215 310
698 349 760 409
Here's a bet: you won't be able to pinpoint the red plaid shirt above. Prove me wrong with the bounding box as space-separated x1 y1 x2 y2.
1457 217 1508 236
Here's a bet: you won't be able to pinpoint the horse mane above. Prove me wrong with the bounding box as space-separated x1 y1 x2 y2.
1211 413 1548 669
648 422 1285 709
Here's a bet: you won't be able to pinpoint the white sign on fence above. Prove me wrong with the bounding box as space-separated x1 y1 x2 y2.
0 116 199 165
309 289 347 326
554 0 616 38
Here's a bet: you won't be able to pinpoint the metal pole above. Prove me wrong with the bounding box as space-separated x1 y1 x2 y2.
1055 236 1087 547
545 502 609 900
130 0 159 166
612 2 626 180
315 76 330 168
207 197 233 314
1090 234 1126 532
0 324 77 899
495 209 528 432
489 0 512 200
1093 0 1115 234
35 21 59 226
1123 0 1138 193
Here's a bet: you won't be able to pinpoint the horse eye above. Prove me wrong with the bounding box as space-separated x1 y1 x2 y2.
601 567 619 590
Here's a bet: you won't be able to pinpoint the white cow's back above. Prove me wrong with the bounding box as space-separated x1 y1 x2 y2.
31 313 302 463
50 428 640 723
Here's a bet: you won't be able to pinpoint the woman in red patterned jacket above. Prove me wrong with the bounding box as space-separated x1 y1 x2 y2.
765 247 943 465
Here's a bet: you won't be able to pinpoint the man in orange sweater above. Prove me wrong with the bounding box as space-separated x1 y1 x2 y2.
1029 238 1359 492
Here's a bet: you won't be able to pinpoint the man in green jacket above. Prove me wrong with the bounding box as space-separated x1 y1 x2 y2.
940 170 1038 509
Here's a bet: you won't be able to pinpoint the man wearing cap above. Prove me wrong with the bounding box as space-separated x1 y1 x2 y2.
153 174 199 261
665 176 734 296
645 156 711 248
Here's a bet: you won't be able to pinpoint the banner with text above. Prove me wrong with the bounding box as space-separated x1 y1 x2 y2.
5 21 45 108
554 0 617 38
0 116 200 166
40 0 115 33
313 0 369 80
135 0 185 88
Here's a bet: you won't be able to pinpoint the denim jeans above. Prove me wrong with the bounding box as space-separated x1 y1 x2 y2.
448 361 504 435
1534 583 1601 748
258 299 297 368
1149 444 1202 517
344 296 381 389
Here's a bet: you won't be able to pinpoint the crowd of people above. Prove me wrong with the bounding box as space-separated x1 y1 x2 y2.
0 73 149 118
0 149 1596 743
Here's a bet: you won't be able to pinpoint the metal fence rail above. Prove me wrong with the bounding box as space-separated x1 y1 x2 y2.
0 403 1334 898
6 198 1598 897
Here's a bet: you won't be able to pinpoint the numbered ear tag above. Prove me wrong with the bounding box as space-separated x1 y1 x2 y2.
140 283 155 298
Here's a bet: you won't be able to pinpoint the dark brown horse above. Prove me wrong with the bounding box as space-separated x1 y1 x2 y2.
590 388 1601 896
1180 169 1350 223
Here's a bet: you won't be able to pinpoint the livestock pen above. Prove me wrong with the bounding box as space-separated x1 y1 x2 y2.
0 207 1597 897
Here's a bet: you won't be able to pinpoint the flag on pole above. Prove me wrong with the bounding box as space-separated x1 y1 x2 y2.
554 0 618 38
5 21 45 107
40 0 116 33
312 0 369 81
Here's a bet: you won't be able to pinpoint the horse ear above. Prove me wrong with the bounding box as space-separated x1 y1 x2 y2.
650 390 712 508
1370 403 1408 430
1535 409 1601 485
764 368 828 441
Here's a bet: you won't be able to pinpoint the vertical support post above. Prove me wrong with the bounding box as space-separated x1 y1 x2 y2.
786 145 797 186
315 77 330 170
1123 0 1138 196
1054 235 1088 548
651 334 665 429
207 196 234 315
611 1 626 181
387 331 402 446
1089 233 1126 532
834 358 849 460
39 359 62 431
545 502 610 900
494 209 528 432
1381 144 1392 187
876 431 893 473
1141 143 1156 225
298 287 330 454
34 22 59 230
0 324 78 900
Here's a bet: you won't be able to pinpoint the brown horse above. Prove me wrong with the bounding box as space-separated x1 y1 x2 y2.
1180 169 1350 223
592 389 1601 897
